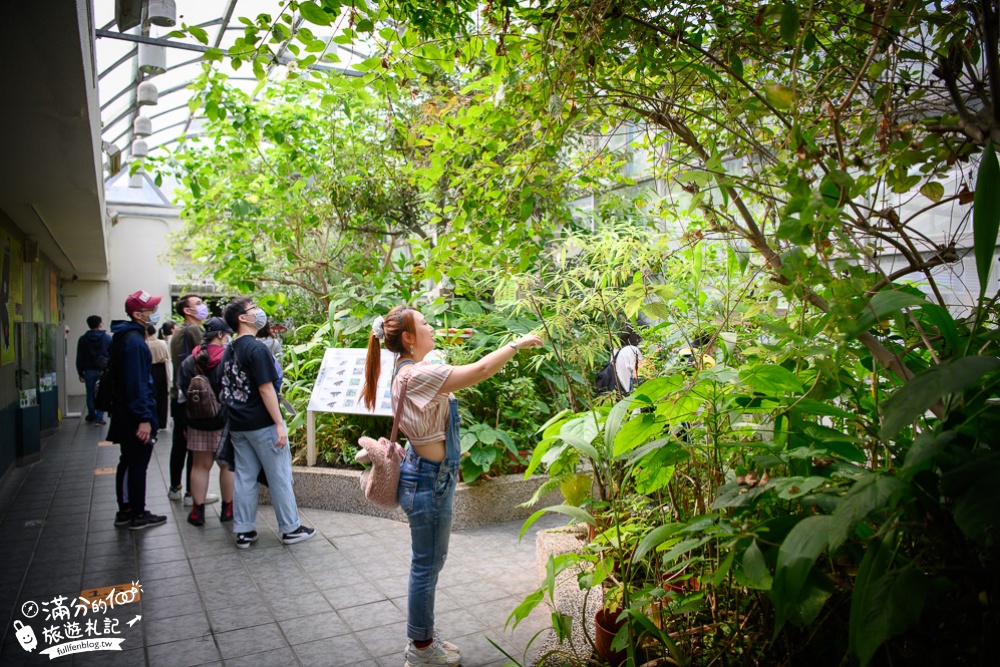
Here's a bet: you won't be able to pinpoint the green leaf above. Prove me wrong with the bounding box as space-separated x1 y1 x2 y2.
880 357 1000 438
918 303 959 354
519 194 535 221
632 523 683 563
298 1 331 26
848 290 926 338
613 413 665 456
460 456 483 483
920 181 945 202
518 504 596 541
559 473 592 507
901 430 956 479
739 364 803 394
974 143 1000 299
773 515 833 632
944 453 1000 548
189 24 209 45
779 4 800 44
790 398 853 419
603 397 631 450
763 83 795 109
849 533 929 666
829 475 907 551
742 539 773 590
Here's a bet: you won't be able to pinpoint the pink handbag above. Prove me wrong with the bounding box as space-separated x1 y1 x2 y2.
357 376 409 509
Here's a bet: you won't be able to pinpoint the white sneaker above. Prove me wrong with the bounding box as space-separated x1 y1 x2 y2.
184 493 219 507
167 486 183 501
404 639 461 666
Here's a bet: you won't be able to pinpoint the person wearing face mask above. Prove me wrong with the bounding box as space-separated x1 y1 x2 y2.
168 293 219 508
178 318 236 526
221 297 314 549
108 290 167 531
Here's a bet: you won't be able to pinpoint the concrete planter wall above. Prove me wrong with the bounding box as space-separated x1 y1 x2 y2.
259 465 561 530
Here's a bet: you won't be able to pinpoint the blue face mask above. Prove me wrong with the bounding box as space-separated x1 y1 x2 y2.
148 312 161 325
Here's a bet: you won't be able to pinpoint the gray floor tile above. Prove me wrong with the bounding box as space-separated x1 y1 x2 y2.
294 633 374 667
146 634 221 667
0 412 554 667
145 610 212 646
215 622 289 659
435 607 491 639
354 619 408 657
268 590 333 621
207 601 274 633
224 646 299 667
323 581 388 610
338 599 406 632
142 591 197 620
141 574 198 599
278 610 350 644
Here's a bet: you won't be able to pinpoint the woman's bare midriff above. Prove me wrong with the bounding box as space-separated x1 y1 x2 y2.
412 441 446 462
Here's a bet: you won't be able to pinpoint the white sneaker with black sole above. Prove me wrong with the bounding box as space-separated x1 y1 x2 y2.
184 493 219 506
281 525 315 545
404 638 461 666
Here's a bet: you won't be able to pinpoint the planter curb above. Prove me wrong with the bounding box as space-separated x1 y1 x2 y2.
259 465 561 530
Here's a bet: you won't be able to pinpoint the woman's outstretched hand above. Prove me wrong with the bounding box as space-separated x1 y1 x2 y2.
512 334 544 350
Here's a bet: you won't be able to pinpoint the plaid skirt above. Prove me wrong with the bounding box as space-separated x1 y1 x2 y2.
186 427 222 452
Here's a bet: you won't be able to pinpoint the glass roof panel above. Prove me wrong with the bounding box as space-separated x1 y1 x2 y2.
95 0 374 174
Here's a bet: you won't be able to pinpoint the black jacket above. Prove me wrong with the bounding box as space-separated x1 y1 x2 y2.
76 329 111 374
107 320 157 435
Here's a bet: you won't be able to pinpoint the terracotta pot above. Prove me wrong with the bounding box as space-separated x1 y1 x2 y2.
594 608 627 666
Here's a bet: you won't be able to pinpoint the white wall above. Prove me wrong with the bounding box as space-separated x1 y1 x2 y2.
62 280 110 401
65 207 185 397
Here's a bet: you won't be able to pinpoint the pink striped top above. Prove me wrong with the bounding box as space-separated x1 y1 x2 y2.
392 362 454 446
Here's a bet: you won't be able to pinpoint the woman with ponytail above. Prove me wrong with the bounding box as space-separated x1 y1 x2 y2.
178 317 236 526
363 305 543 667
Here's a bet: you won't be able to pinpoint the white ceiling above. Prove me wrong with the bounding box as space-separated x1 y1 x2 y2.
0 1 108 278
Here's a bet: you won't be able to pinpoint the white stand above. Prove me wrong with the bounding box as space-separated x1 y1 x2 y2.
306 409 316 466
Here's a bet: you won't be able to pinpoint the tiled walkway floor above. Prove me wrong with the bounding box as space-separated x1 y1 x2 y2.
0 414 559 666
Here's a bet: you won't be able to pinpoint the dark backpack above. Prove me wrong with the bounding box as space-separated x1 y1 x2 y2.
595 349 621 394
186 370 221 420
94 330 139 412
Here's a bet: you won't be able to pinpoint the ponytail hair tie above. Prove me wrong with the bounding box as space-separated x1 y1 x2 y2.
371 315 385 341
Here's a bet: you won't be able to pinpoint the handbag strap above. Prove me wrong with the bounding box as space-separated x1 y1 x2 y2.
389 359 416 444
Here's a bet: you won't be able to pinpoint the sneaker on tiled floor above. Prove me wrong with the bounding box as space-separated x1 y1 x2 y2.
405 632 461 662
281 525 315 545
404 639 461 666
187 504 205 527
167 486 183 501
129 511 167 531
114 511 132 528
236 531 258 549
434 631 460 658
184 492 218 506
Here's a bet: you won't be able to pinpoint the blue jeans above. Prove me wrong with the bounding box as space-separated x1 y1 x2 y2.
399 398 461 642
83 369 103 421
231 424 300 535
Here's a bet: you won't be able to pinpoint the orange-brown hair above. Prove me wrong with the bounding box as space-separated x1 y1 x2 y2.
362 306 418 410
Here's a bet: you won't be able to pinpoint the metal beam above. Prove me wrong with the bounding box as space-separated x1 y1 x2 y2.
98 46 137 81
94 29 360 75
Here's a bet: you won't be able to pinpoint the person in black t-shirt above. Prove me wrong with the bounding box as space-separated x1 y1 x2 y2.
221 297 313 549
